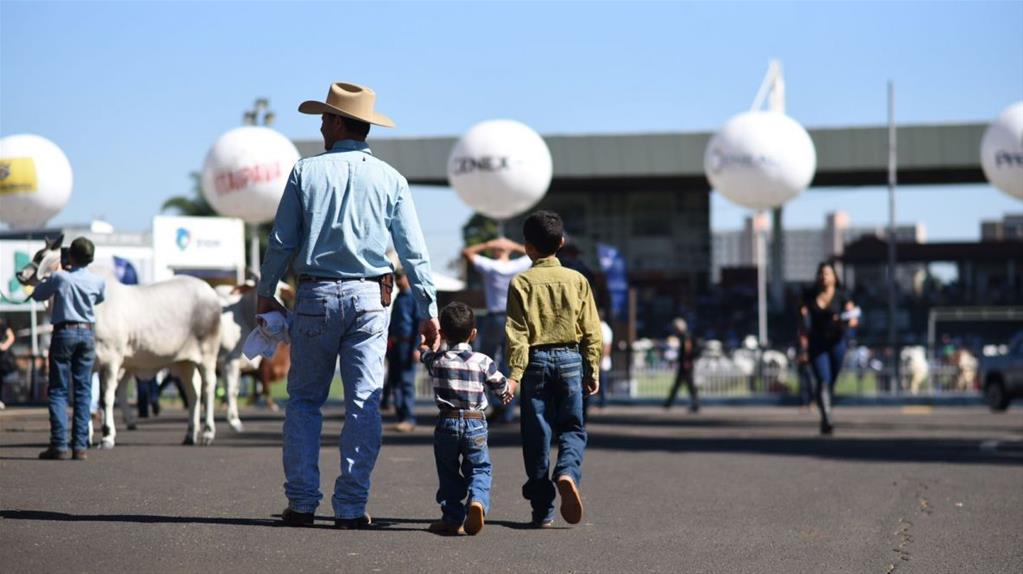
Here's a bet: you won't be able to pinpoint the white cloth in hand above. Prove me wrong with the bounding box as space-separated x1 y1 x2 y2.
243 311 291 360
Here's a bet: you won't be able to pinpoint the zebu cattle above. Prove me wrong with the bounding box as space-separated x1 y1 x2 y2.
215 282 294 430
215 284 256 432
900 346 930 395
18 236 222 447
952 349 978 391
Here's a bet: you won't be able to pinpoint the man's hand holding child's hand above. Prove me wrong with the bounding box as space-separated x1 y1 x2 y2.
502 380 518 404
584 376 600 396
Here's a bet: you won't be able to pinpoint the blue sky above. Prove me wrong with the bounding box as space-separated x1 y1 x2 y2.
2 1 1021 269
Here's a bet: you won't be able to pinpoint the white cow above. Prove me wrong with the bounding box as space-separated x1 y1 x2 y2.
900 346 930 395
215 281 294 431
215 283 258 433
18 235 222 447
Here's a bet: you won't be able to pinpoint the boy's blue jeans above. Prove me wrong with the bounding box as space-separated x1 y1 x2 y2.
434 415 492 525
520 347 587 523
283 280 389 520
47 328 95 451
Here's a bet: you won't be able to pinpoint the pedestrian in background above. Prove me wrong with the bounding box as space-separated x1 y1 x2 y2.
0 316 15 409
386 270 424 432
664 318 699 413
798 262 859 435
584 309 612 422
462 236 531 423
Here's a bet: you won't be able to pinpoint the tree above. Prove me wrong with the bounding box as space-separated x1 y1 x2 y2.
161 172 272 275
160 172 214 216
461 213 499 248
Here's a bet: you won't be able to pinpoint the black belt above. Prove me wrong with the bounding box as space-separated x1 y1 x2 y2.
299 274 384 284
439 409 485 419
53 322 93 332
530 343 579 353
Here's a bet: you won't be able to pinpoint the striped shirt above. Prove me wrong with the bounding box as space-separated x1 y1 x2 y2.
420 342 508 412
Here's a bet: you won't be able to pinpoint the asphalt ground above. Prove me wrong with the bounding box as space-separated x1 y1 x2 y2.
2 404 1022 574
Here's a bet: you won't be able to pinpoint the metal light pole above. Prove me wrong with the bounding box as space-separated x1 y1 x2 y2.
754 212 768 346
749 60 785 348
242 98 275 277
887 81 901 391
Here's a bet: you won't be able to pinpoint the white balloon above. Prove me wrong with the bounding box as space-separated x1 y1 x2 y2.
980 101 1023 201
201 126 301 224
447 120 553 220
0 134 73 229
705 111 817 211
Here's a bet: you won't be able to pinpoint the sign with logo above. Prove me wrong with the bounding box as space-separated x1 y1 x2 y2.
200 126 300 225
597 243 629 322
450 155 512 175
447 120 553 220
0 242 36 308
981 101 1023 200
0 157 38 195
704 111 816 211
152 215 245 282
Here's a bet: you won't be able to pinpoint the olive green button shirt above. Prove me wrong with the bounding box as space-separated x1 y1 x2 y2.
505 256 602 381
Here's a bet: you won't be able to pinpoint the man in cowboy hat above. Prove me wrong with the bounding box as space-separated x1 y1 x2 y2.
256 82 440 529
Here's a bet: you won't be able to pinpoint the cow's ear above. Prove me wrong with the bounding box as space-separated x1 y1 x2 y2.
46 234 65 249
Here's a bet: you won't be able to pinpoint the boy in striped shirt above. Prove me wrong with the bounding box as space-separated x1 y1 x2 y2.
419 302 516 535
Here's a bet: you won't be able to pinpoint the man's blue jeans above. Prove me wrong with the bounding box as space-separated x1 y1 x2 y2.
434 415 492 525
47 328 95 451
520 347 587 523
283 280 389 519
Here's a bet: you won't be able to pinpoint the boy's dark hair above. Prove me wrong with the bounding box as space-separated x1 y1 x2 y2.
439 301 475 343
68 237 95 266
522 210 564 256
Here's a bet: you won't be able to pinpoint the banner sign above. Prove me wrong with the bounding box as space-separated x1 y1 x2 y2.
597 243 628 321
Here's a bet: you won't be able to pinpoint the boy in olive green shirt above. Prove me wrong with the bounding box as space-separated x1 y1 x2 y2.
505 210 601 528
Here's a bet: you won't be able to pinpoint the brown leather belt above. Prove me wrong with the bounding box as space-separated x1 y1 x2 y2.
530 343 579 353
53 322 93 332
298 273 394 306
439 409 485 419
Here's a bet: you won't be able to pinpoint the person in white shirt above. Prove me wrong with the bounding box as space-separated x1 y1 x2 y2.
462 237 531 423
585 311 613 422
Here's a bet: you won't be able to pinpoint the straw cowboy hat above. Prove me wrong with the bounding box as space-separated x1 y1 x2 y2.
298 82 395 128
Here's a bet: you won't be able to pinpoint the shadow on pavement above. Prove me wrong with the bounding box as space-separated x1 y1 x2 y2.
0 510 282 528
0 510 548 532
6 410 1019 467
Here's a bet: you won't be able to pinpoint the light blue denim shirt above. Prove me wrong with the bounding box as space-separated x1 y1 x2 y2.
257 140 437 317
30 267 107 324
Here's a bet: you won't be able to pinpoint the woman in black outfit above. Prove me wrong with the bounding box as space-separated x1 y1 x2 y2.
798 262 858 434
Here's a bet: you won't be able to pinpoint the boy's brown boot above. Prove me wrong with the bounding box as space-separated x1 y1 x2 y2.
556 475 583 524
464 501 485 535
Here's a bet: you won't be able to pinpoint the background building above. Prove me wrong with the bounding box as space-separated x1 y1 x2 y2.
712 210 926 284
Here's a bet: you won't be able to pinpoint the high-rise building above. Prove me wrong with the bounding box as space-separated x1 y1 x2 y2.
981 213 1023 241
712 211 926 284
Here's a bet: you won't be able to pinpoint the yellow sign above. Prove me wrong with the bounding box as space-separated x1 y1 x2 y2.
0 157 38 194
